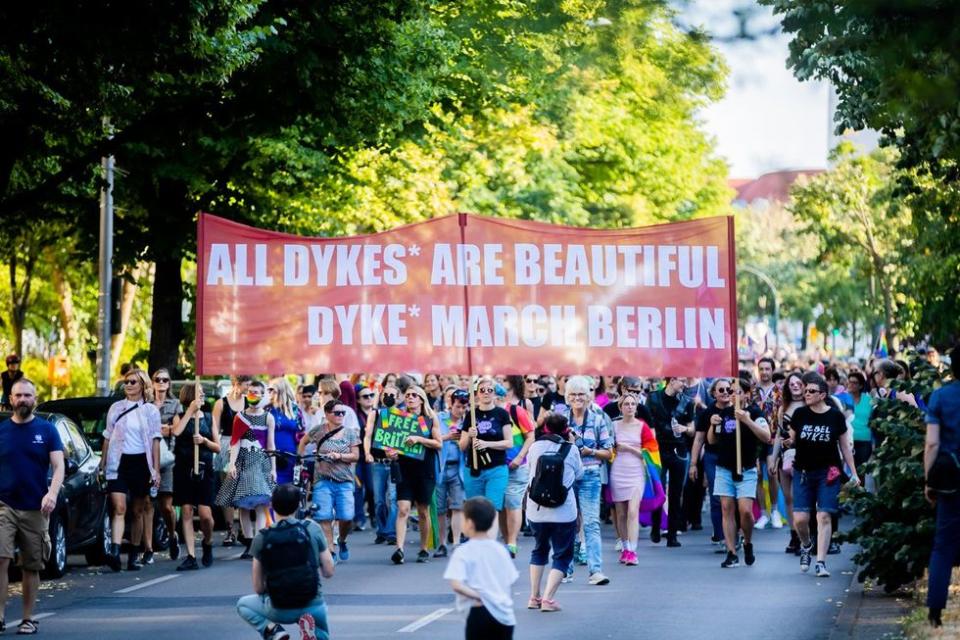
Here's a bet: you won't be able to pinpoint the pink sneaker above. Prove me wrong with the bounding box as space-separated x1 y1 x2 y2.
618 550 628 564
625 551 638 566
298 613 317 640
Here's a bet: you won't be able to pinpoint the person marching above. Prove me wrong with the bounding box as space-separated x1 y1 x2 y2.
707 378 771 568
460 377 513 536
609 393 656 566
171 382 220 570
362 383 400 546
500 377 536 559
774 372 806 554
434 387 469 558
150 367 181 564
212 375 253 547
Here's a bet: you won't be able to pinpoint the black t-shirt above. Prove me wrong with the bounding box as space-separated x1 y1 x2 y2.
174 412 214 465
465 406 510 470
703 404 765 472
539 391 565 414
646 390 694 450
791 405 846 471
696 403 727 455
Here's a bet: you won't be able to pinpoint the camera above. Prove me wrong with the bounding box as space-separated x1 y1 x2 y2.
382 392 396 408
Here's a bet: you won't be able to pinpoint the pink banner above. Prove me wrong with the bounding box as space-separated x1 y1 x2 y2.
197 213 738 376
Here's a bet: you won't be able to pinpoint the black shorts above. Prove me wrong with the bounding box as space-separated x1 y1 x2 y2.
172 462 215 507
107 453 151 498
396 471 436 506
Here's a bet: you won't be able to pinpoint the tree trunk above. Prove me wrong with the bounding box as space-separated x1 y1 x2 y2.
148 256 184 375
49 255 76 351
8 247 36 357
110 264 144 372
800 319 809 351
873 257 898 355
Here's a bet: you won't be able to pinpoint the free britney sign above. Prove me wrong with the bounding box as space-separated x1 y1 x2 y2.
196 213 738 376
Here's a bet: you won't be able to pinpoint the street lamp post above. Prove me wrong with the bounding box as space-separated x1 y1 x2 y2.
739 264 780 351
95 137 114 397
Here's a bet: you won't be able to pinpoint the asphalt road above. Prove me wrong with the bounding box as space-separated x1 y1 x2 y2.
5 520 857 639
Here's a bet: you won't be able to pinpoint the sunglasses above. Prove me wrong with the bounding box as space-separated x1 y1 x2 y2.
124 379 140 386
153 377 170 383
715 387 731 393
626 388 642 394
404 393 420 399
525 378 538 384
478 388 495 394
359 393 376 399
803 388 823 395
330 410 347 417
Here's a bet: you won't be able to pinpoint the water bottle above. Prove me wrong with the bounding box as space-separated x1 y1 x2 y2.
149 485 158 499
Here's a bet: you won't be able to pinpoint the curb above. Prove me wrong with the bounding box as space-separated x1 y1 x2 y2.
830 569 913 640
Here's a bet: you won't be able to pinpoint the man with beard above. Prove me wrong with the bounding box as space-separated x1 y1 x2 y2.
0 379 65 635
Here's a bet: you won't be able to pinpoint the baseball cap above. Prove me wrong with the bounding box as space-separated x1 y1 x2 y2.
6 354 20 365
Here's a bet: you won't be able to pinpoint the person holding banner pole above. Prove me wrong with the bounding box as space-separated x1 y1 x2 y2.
362 384 400 546
171 382 219 570
391 386 442 565
460 377 513 537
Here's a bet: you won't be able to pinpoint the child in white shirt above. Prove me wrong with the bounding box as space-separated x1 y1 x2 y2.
443 497 518 639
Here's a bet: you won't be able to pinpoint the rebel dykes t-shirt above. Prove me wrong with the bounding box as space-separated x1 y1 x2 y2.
791 406 846 472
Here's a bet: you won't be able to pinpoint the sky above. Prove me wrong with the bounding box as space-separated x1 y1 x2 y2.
679 1 830 178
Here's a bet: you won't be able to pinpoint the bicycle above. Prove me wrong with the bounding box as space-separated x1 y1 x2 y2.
266 450 325 520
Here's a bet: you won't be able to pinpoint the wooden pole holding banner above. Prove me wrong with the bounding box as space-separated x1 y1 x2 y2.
469 376 478 471
734 381 742 480
193 376 201 475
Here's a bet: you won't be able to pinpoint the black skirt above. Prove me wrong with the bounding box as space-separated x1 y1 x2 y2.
173 462 215 507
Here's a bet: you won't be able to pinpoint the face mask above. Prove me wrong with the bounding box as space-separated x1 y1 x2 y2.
246 394 260 405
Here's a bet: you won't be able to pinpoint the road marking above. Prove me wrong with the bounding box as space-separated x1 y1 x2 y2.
114 575 180 594
33 613 56 621
397 607 454 633
230 552 246 559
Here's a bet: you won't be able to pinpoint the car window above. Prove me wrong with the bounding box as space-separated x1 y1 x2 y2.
64 419 91 463
56 421 78 463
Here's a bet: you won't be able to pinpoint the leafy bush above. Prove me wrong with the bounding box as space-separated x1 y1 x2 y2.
841 360 948 593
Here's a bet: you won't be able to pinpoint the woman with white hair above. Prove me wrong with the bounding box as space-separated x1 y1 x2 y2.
554 374 613 586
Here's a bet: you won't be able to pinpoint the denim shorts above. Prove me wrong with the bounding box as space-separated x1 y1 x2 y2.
713 467 758 500
504 465 529 510
462 465 509 511
435 464 465 511
529 520 577 573
792 468 841 514
313 479 355 522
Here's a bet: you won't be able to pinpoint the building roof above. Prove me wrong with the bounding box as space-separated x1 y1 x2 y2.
729 169 824 205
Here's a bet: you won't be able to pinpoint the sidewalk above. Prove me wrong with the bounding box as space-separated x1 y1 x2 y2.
831 569 914 640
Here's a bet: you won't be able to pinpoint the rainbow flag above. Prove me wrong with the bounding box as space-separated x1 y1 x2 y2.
875 329 889 358
639 424 666 525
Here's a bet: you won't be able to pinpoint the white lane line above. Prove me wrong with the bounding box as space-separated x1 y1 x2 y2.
230 551 246 559
397 607 454 633
33 613 56 621
114 574 180 594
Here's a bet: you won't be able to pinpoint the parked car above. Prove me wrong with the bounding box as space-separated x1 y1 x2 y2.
0 411 110 578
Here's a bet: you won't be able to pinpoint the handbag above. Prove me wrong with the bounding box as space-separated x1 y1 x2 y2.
159 437 176 470
927 450 960 494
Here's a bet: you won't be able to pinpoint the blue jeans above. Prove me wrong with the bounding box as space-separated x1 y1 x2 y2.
529 520 577 573
312 479 355 522
928 492 960 610
462 465 509 510
574 467 603 575
703 450 723 540
236 593 329 639
370 462 397 538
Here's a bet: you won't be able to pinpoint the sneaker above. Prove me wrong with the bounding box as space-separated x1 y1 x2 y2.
800 544 812 573
666 537 681 548
433 544 448 559
756 514 770 530
527 597 542 610
650 529 662 544
339 541 350 563
169 534 180 561
540 598 562 612
744 542 755 566
615 539 623 552
506 544 518 559
387 536 398 546
176 555 199 571
588 572 610 586
201 543 214 567
625 551 638 566
391 548 404 565
828 541 841 555
562 565 573 583
298 613 317 640
785 531 800 555
618 550 628 564
127 554 142 571
416 549 430 563
374 534 387 545
815 561 830 578
222 530 237 547
141 550 155 565
262 624 290 640
721 551 740 568
771 511 784 529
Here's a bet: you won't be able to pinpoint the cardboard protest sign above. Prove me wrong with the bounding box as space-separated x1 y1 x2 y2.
371 407 431 460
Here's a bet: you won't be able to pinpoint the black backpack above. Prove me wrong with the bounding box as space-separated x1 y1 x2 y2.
259 520 319 608
528 436 573 509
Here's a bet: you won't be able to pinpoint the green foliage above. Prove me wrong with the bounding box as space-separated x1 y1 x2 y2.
20 357 96 400
840 360 947 593
761 0 960 172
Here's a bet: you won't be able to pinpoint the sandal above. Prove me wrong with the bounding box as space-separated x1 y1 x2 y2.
527 597 542 609
17 619 39 635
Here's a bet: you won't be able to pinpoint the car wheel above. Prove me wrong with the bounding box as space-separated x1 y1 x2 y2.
43 514 68 579
84 511 112 566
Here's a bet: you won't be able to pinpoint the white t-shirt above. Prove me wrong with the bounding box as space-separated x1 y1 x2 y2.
443 538 518 627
